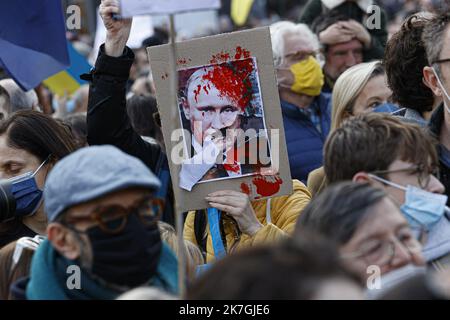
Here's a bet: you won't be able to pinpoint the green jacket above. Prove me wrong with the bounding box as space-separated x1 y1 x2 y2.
299 0 387 60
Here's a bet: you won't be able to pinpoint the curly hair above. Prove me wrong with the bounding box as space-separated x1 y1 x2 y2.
383 14 434 116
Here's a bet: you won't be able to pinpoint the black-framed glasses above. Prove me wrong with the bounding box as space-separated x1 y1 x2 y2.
62 196 162 235
341 230 423 268
432 58 450 65
369 164 440 189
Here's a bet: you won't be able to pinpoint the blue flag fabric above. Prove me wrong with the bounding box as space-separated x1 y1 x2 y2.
0 0 70 91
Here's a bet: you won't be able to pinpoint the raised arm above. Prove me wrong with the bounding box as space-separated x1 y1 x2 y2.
86 0 161 169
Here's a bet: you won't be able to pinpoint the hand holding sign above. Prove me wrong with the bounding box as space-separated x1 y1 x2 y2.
100 0 132 57
206 190 263 236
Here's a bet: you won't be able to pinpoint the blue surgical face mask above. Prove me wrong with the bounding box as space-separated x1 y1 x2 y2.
368 174 448 231
372 103 401 114
2 158 49 221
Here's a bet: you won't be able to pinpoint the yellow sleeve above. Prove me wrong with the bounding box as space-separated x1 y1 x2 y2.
237 223 287 249
183 211 198 246
235 179 311 249
270 179 311 235
307 166 327 197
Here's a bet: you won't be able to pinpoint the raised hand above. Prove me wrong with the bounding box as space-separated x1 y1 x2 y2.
99 0 132 57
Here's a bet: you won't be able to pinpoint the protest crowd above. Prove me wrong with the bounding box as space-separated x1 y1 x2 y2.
2 0 450 301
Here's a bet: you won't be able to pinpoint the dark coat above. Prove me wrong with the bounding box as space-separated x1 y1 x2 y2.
281 94 332 183
84 45 175 226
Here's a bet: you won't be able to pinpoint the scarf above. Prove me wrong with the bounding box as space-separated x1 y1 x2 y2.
26 239 179 300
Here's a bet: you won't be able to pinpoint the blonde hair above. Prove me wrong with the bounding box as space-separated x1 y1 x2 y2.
158 221 204 281
331 61 384 131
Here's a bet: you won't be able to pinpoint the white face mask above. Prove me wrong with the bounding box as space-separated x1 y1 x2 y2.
432 68 450 113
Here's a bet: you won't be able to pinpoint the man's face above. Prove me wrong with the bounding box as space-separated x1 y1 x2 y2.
374 159 444 204
282 31 317 66
437 26 450 107
277 31 318 107
50 188 153 268
324 39 363 81
184 78 242 146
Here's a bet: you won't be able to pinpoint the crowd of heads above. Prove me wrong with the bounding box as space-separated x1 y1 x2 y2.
0 0 450 301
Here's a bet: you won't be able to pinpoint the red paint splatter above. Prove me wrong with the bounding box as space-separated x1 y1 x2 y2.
252 176 283 197
203 85 209 95
200 58 254 110
193 85 202 103
241 182 251 195
177 58 190 66
223 162 240 173
210 51 231 64
235 46 250 60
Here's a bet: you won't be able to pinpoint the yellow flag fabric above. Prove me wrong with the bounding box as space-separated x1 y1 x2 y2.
43 71 81 97
231 0 255 26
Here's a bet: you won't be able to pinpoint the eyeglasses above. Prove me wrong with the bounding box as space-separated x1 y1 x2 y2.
283 50 317 62
62 196 162 235
369 164 440 189
432 58 450 65
341 231 423 268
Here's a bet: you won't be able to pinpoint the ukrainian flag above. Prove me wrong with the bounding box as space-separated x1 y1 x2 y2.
0 0 69 91
44 42 91 96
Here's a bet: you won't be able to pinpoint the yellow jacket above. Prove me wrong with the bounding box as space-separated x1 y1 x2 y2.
306 166 327 197
184 179 311 263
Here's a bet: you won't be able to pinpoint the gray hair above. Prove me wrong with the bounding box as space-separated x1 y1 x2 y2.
269 21 320 68
0 79 38 112
422 12 450 77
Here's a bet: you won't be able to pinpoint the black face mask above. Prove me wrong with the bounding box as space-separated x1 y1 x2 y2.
85 213 162 288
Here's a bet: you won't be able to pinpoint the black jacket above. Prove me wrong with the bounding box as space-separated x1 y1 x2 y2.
428 104 450 204
0 220 36 249
84 45 175 226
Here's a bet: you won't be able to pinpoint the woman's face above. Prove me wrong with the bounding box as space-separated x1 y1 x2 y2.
339 197 425 280
0 135 48 189
352 74 392 115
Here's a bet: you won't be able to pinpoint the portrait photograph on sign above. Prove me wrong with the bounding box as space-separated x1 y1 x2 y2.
148 27 292 213
177 57 272 191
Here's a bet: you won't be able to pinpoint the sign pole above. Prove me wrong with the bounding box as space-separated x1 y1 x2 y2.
168 13 187 297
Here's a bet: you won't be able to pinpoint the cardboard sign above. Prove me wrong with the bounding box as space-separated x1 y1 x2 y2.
148 27 292 213
120 0 220 17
